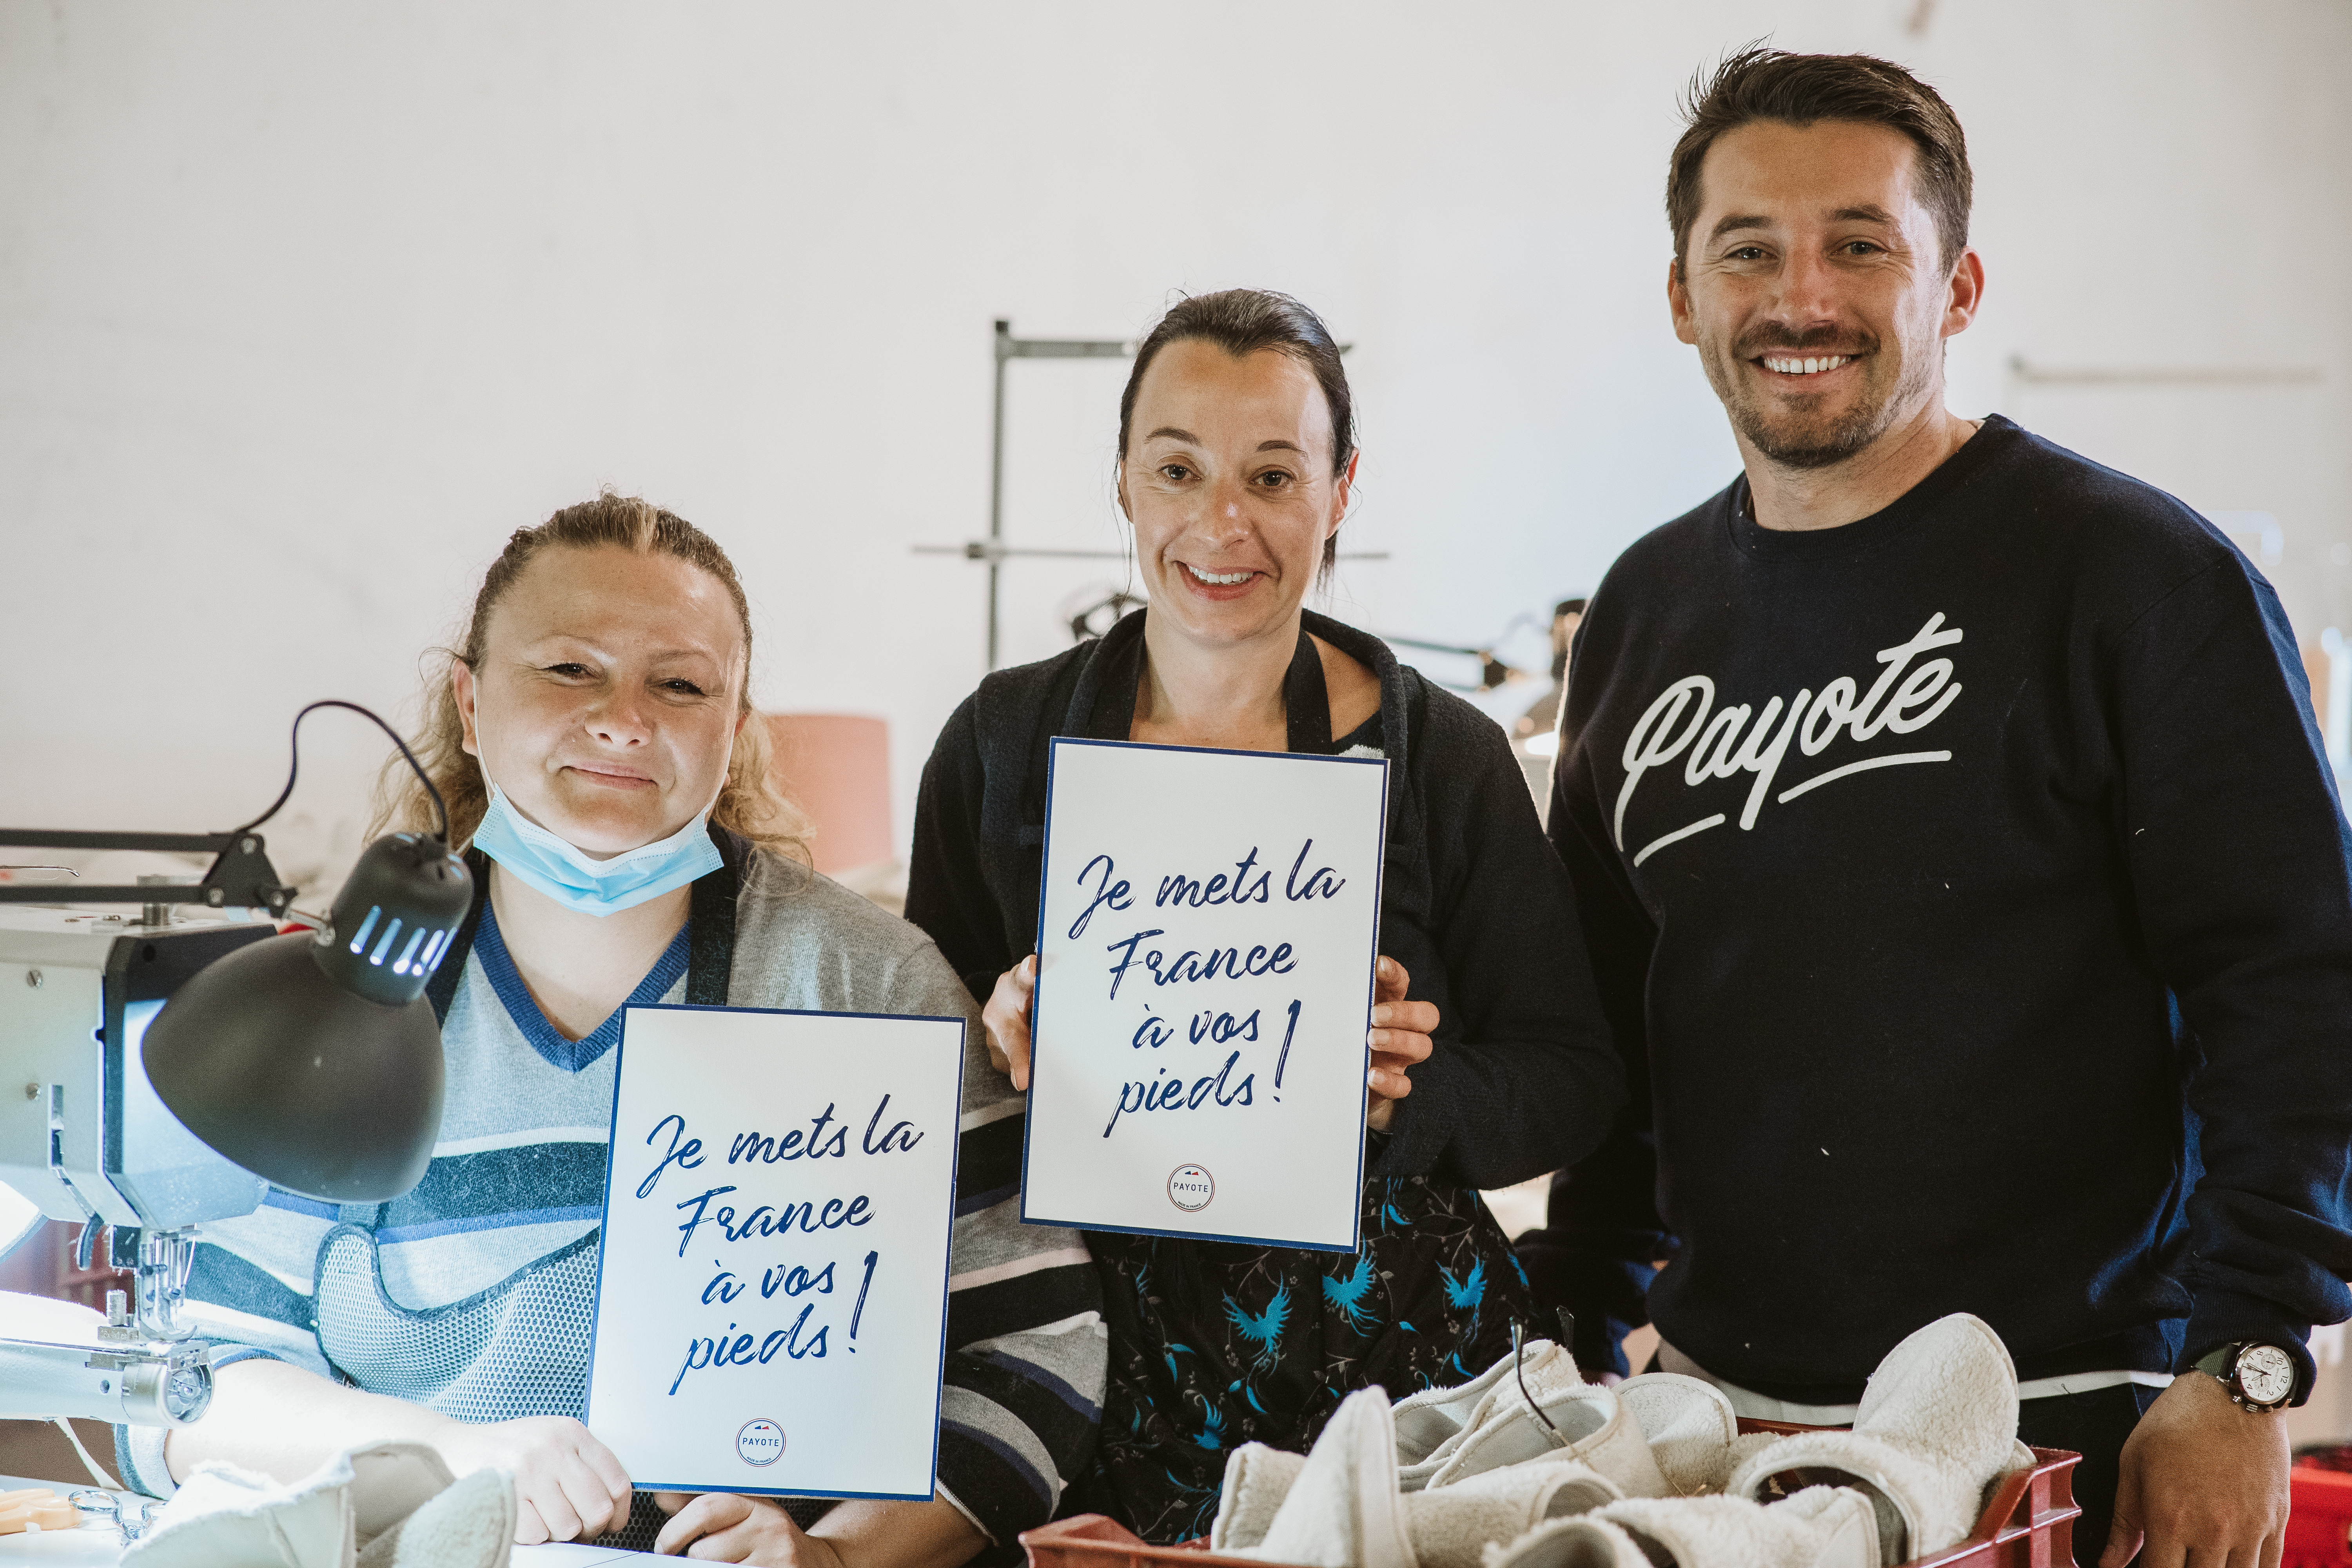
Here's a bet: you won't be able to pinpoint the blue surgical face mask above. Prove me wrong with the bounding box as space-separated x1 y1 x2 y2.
471 781 722 917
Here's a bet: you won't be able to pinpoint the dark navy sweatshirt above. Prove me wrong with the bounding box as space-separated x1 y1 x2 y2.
1526 416 2352 1402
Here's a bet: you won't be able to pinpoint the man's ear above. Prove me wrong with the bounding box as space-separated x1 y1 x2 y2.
1668 256 1699 346
1942 248 1987 339
452 659 480 759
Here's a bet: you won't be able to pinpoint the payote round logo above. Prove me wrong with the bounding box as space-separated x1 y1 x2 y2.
736 1419 785 1466
1167 1164 1215 1212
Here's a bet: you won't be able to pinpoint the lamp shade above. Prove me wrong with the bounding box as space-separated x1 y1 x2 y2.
763 713 892 875
142 832 472 1203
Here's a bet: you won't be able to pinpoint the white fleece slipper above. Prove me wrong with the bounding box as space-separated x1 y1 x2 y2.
1481 1514 1652 1568
1402 1345 1590 1495
1614 1374 1739 1495
1243 1388 1415 1568
1425 1381 1670 1498
123 1456 358 1568
1595 1485 1880 1568
1405 1458 1621 1568
342 1443 457 1546
1726 1314 2020 1561
1396 1338 1580 1475
1720 1431 1795 1486
124 1441 513 1568
1212 1443 1310 1552
355 1469 513 1568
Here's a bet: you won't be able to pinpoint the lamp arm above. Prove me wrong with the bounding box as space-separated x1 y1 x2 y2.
0 828 295 914
0 697 444 916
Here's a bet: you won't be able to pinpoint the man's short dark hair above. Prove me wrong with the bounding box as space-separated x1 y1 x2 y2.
1667 45 1973 279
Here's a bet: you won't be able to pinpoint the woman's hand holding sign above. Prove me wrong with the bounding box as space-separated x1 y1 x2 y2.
169 1359 637 1548
652 1492 814 1561
1366 956 1436 1131
651 1492 985 1564
982 954 1039 1089
439 1415 635 1544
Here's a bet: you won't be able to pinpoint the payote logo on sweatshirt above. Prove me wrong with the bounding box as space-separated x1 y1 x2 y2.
1613 613 1965 868
1167 1164 1215 1212
737 1419 785 1466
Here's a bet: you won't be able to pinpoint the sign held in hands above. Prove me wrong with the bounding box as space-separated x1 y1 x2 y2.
586 1004 965 1499
1022 738 1389 1252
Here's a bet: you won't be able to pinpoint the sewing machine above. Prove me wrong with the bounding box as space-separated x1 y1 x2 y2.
0 906 282 1428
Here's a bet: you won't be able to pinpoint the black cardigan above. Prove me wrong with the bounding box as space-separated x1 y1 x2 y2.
905 608 1625 1190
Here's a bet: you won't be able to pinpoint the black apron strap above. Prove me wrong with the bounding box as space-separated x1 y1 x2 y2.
425 848 492 1027
686 824 746 1005
1075 612 1333 753
1070 612 1149 741
1283 623 1333 753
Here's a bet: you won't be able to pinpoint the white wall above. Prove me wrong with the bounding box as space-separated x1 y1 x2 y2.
3 0 2348 896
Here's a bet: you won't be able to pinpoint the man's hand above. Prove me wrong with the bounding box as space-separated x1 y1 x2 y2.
653 1493 830 1563
981 955 1037 1090
437 1416 634 1544
1366 956 1437 1132
2100 1372 2289 1568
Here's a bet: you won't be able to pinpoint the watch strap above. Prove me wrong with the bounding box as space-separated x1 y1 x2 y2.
2194 1342 2238 1379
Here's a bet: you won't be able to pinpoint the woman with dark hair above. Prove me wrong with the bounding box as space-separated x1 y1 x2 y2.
906 290 1625 1543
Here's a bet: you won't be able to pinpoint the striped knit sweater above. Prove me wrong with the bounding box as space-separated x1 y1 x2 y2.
120 853 1103 1550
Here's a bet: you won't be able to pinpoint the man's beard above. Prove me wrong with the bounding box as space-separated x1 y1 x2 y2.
1707 326 1932 471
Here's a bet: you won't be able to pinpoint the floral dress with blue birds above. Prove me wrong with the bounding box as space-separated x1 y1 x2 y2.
1067 1169 1532 1544
904 615 1624 1552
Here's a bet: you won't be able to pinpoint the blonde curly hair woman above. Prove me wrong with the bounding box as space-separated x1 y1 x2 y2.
132 494 1105 1568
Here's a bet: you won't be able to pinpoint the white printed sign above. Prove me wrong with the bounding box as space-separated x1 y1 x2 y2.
1023 738 1389 1252
585 1005 964 1499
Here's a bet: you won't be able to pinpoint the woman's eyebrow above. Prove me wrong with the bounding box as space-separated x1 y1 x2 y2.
518 635 610 660
1144 428 1307 455
522 636 724 664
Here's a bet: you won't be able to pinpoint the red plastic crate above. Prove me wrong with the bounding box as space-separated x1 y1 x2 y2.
2288 1463 2352 1568
1023 1418 2082 1568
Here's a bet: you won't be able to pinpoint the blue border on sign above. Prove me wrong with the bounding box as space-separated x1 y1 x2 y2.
582 1001 968 1502
1016 734 1389 1255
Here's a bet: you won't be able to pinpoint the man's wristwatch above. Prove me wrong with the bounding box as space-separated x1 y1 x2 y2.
2194 1340 2299 1413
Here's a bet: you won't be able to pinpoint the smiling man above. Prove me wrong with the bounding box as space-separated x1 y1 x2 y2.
1520 48 2352 1567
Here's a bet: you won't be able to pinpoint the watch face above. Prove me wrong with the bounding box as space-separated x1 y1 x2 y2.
2239 1344 2296 1406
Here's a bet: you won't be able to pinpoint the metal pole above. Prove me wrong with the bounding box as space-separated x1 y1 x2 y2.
989 319 1011 671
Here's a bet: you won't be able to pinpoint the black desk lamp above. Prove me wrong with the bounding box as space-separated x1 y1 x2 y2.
2 701 473 1203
